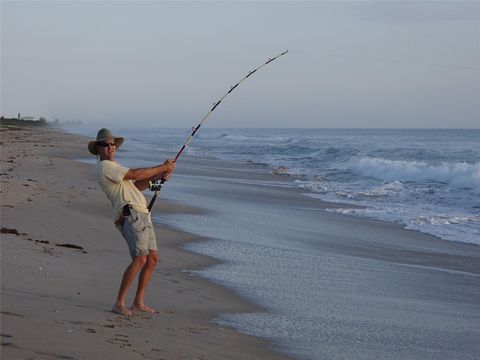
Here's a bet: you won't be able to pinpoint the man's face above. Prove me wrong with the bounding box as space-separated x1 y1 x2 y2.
96 137 117 160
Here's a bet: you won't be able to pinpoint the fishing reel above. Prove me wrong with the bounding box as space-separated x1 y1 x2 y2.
148 180 164 191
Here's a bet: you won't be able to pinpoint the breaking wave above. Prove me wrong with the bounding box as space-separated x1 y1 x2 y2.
349 157 480 191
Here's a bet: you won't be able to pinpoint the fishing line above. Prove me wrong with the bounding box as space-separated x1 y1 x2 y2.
148 50 289 212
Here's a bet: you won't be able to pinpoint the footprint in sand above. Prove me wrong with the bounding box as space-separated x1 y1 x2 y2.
106 334 132 349
0 311 25 319
35 350 75 359
1 333 13 346
160 310 175 315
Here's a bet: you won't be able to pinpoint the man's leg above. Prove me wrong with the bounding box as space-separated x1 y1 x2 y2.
113 255 147 316
131 250 159 313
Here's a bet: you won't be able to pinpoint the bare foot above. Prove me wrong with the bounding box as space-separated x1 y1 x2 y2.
112 305 132 316
131 304 156 314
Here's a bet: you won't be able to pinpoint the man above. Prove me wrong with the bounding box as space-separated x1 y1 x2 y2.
88 128 175 316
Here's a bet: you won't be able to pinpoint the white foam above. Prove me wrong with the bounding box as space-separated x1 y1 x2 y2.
349 158 480 191
357 181 406 198
294 179 329 194
324 207 480 246
412 214 480 226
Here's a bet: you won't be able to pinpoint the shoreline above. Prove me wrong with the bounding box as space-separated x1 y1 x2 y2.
148 151 480 276
1 125 292 359
134 130 480 359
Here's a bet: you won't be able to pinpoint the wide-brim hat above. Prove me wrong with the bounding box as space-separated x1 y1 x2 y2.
88 128 124 155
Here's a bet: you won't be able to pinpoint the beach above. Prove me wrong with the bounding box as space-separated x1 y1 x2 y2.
0 124 290 360
1 124 480 360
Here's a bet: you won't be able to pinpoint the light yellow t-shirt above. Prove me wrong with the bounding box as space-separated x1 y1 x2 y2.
96 160 149 220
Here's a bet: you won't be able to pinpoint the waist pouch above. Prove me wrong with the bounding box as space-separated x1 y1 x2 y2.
115 204 131 227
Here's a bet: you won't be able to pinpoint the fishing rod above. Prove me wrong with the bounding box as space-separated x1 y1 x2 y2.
147 49 289 212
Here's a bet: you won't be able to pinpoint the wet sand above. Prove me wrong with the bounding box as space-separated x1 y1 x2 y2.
145 135 480 360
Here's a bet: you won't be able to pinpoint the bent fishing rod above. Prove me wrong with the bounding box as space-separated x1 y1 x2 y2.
147 49 289 212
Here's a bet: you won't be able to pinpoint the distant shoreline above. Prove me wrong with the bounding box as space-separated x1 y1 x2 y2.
0 117 50 127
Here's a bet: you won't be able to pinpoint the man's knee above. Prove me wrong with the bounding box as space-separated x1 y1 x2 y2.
147 251 159 267
131 255 147 268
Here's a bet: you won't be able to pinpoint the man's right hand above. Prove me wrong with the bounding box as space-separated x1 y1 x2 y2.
163 159 176 173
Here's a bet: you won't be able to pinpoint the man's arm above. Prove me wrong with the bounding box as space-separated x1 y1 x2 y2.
124 159 175 190
133 172 173 191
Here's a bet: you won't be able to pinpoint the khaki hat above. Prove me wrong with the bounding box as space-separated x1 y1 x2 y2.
88 128 124 155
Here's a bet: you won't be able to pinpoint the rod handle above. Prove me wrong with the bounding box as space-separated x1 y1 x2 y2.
147 177 167 212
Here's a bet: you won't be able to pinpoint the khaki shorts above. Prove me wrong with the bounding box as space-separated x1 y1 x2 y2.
115 207 157 258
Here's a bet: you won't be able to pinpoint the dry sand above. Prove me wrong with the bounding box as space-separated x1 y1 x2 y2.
1 124 291 360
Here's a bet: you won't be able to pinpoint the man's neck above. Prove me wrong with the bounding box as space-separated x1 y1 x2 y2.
100 155 115 162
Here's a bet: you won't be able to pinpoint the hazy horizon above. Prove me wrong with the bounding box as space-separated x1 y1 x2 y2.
1 1 479 129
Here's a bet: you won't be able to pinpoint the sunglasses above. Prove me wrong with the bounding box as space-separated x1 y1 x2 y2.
98 141 116 147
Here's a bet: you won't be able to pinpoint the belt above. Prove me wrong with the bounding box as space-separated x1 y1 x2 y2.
115 204 131 227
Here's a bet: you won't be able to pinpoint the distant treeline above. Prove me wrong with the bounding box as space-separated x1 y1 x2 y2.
0 117 49 127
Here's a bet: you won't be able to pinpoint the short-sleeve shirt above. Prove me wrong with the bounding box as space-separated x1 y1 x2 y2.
96 160 149 220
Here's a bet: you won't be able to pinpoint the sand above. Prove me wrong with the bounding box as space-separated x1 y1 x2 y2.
0 124 291 360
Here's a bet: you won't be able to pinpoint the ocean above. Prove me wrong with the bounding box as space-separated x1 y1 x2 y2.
124 127 480 246
73 126 480 359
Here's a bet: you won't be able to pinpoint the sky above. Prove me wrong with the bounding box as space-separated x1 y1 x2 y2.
1 0 479 128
